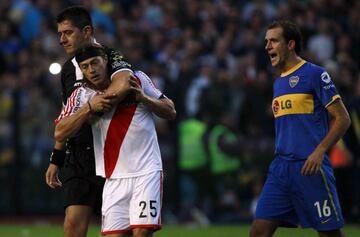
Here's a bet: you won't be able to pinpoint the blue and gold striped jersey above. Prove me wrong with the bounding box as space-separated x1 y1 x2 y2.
272 60 340 161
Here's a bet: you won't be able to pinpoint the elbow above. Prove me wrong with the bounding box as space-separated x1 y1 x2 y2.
54 126 66 143
345 114 351 130
168 108 177 120
166 100 176 120
339 113 351 132
157 108 176 120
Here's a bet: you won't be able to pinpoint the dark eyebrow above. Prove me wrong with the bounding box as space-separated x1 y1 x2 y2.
80 62 88 68
90 58 100 64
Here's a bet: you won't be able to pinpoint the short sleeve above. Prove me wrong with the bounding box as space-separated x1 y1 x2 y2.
107 49 133 79
312 69 341 108
55 87 89 124
134 71 163 99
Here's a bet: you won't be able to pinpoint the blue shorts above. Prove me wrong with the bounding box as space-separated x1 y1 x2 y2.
255 157 344 231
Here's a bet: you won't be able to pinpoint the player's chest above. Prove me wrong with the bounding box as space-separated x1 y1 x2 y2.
272 75 314 117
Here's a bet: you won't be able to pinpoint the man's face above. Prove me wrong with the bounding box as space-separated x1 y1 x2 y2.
265 27 289 69
57 20 88 56
79 56 108 89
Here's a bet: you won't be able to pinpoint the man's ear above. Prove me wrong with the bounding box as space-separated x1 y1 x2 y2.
288 40 296 51
83 25 93 39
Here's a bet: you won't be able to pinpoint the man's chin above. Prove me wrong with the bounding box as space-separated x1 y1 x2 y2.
271 61 278 67
64 48 75 56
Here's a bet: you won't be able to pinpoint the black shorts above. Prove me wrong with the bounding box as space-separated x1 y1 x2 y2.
60 143 105 214
63 175 105 214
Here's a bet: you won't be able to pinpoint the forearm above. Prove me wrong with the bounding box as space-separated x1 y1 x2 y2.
315 115 351 154
104 70 132 104
54 141 65 150
54 103 92 142
142 96 176 120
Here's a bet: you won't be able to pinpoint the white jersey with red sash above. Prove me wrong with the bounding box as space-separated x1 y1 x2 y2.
56 70 163 179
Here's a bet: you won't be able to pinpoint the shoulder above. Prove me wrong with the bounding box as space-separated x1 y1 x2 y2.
70 86 85 97
62 59 76 73
61 58 77 81
304 62 326 75
303 62 331 83
104 46 132 74
134 70 150 81
134 70 155 88
103 46 125 61
304 62 336 91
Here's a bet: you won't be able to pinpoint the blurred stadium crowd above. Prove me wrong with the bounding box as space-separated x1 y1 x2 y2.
0 0 359 225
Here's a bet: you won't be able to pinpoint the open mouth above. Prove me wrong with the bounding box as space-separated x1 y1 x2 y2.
269 53 277 59
268 52 278 63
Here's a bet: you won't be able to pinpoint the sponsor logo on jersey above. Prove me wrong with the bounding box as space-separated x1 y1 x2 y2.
321 72 331 84
323 84 335 90
73 89 83 113
110 51 124 61
74 81 83 87
111 60 132 70
272 93 314 118
272 100 280 115
289 76 299 88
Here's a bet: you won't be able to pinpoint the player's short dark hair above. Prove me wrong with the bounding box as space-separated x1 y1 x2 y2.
75 43 106 63
57 6 93 30
268 20 303 54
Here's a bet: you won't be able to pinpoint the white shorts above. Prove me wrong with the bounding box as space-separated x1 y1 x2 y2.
101 171 163 235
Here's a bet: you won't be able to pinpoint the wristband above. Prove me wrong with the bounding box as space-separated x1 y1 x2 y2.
49 148 65 167
88 101 94 113
87 101 93 113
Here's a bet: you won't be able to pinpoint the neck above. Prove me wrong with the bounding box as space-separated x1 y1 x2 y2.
98 80 110 90
282 54 302 72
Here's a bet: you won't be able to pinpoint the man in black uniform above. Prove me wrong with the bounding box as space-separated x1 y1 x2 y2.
45 6 132 237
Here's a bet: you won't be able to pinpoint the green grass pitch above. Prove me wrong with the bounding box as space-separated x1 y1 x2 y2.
0 224 359 237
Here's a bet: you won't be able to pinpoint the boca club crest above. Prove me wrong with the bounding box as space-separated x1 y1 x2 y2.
289 76 299 88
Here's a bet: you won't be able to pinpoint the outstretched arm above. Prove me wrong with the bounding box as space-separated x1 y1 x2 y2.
301 99 351 175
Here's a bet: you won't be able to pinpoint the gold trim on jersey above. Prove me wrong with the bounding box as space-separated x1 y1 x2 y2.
325 95 341 108
281 60 306 77
320 168 340 221
272 93 314 118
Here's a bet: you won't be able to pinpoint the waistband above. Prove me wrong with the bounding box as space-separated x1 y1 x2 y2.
66 139 93 150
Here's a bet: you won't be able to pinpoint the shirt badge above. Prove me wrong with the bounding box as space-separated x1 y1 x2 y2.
321 72 331 84
289 76 299 88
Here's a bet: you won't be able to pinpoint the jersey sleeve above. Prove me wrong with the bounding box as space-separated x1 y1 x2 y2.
55 87 89 124
134 71 163 99
312 69 341 108
60 69 66 106
107 49 133 79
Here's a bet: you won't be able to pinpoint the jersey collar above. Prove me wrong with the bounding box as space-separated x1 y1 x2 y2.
280 60 306 77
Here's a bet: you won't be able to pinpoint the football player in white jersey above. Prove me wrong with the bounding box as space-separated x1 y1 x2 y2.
55 43 176 237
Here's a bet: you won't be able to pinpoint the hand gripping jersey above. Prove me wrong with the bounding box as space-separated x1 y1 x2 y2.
56 71 163 179
272 60 340 161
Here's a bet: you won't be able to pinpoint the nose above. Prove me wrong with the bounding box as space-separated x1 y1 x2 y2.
88 65 96 73
59 34 67 45
265 41 272 51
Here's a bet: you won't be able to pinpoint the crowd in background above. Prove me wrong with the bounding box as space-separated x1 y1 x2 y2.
0 0 359 225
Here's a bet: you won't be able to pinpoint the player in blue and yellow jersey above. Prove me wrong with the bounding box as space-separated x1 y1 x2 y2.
250 21 351 237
